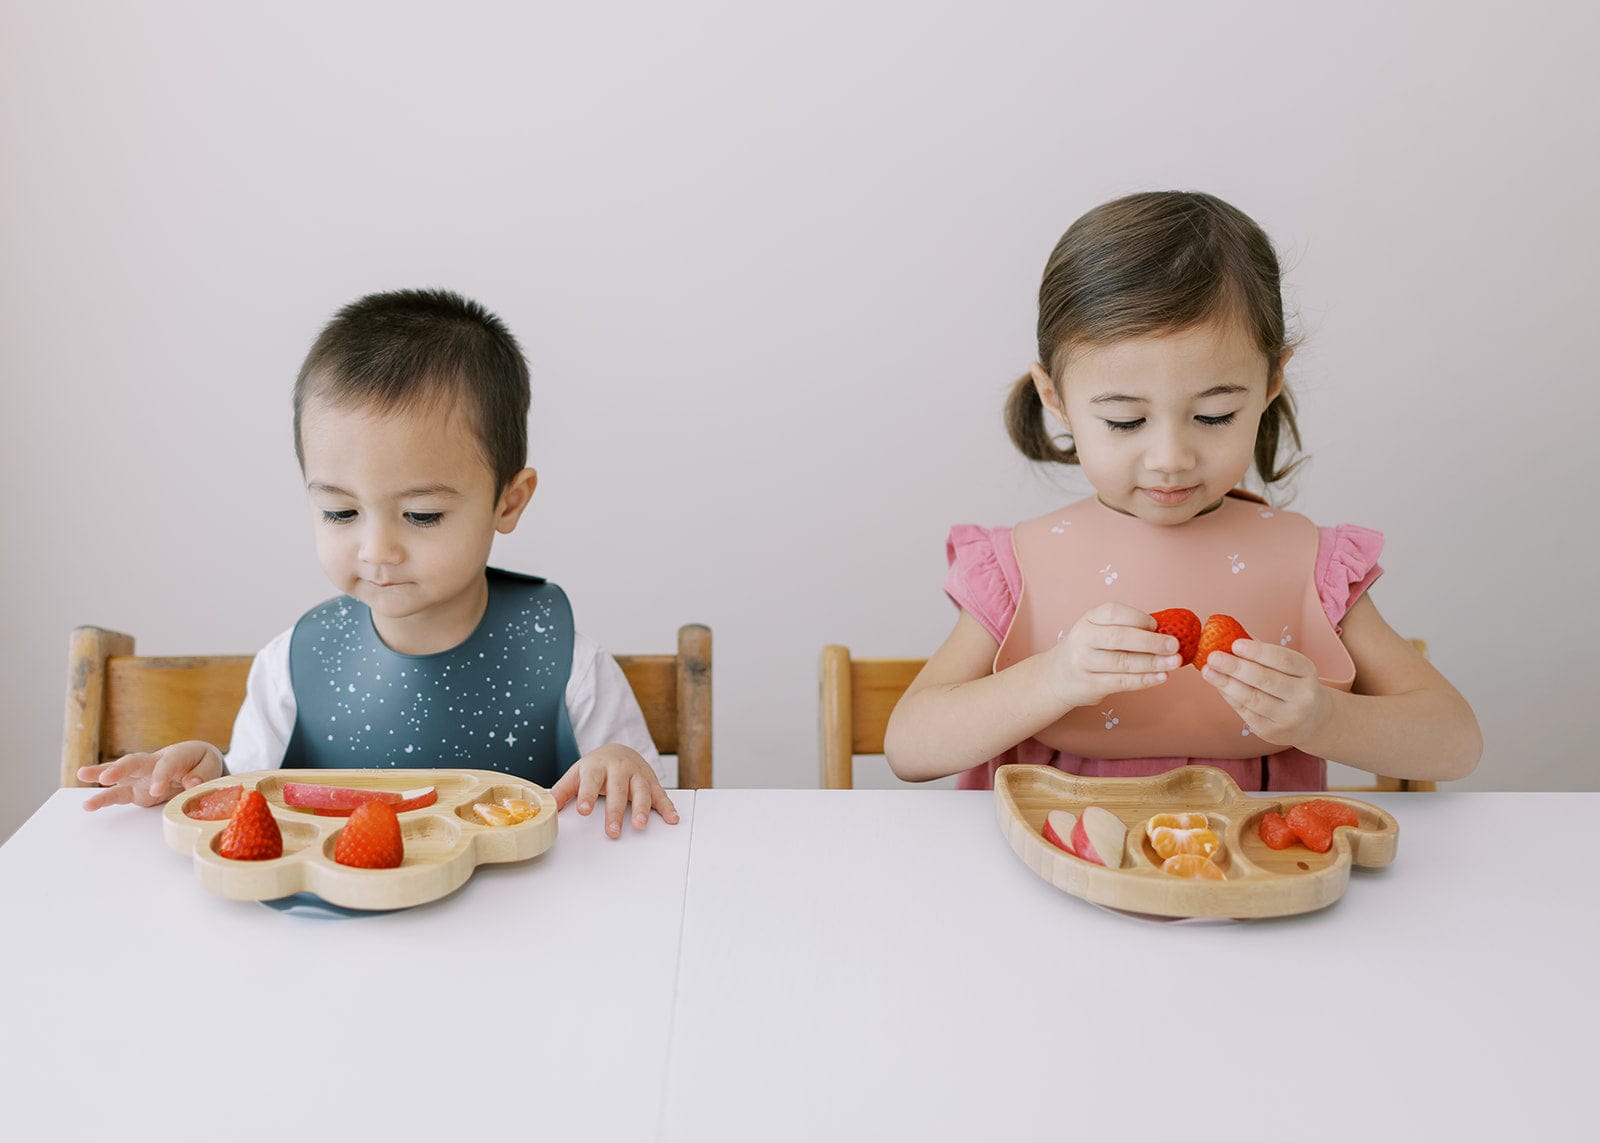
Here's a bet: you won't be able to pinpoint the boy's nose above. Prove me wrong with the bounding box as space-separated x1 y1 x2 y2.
358 522 404 567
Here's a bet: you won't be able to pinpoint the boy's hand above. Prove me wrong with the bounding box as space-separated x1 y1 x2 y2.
76 741 223 811
1200 641 1332 747
551 744 680 838
1045 603 1183 710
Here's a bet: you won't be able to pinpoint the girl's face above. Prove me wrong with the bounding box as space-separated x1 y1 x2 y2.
1033 318 1286 524
299 395 536 655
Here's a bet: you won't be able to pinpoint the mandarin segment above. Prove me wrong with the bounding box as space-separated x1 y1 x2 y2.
1258 810 1297 850
1300 799 1360 830
1285 803 1334 853
1160 853 1225 880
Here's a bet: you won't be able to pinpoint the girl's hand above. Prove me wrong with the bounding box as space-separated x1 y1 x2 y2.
1046 603 1183 710
551 744 680 838
1200 641 1333 747
76 741 224 811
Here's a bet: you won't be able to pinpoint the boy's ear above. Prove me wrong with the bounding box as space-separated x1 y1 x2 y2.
1030 363 1069 429
495 468 538 533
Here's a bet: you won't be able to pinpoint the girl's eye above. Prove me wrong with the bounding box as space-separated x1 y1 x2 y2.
1105 419 1144 432
321 509 357 524
1197 413 1237 426
405 512 444 527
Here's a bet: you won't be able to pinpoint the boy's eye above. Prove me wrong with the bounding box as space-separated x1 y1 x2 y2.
1197 413 1237 426
405 512 444 527
321 509 357 524
1105 418 1144 432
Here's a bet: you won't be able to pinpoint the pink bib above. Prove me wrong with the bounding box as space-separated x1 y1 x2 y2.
995 492 1354 760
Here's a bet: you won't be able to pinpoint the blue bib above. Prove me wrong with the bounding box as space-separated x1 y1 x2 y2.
284 569 579 784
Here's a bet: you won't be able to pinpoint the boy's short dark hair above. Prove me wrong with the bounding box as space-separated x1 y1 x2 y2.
294 288 531 493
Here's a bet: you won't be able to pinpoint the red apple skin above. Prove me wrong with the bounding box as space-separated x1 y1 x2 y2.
282 782 404 810
1042 812 1075 854
1070 815 1104 866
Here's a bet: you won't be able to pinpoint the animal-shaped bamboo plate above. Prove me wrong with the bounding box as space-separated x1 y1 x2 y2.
995 765 1398 919
162 769 557 910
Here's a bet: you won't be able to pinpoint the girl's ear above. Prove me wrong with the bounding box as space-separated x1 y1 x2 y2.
1029 363 1069 429
1267 348 1293 404
495 467 538 534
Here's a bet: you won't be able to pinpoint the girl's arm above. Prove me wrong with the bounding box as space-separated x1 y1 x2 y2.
884 604 1181 782
1205 593 1482 782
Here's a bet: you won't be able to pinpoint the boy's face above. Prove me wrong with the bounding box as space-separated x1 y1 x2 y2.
299 394 536 655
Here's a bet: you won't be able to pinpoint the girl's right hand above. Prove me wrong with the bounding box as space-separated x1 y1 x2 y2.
1045 603 1183 709
77 741 224 811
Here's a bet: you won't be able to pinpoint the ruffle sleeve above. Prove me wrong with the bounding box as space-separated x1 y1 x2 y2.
943 524 1021 643
1315 524 1385 630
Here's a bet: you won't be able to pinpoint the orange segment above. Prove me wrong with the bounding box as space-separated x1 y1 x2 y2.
473 802 515 827
501 798 538 824
1148 812 1209 832
1146 813 1225 862
1160 854 1226 880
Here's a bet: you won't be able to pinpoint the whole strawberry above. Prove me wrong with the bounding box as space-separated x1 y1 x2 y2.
333 800 404 869
1194 613 1250 672
1150 607 1202 666
217 789 284 861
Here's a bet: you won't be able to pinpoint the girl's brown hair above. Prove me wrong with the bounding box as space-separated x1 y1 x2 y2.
1005 190 1303 486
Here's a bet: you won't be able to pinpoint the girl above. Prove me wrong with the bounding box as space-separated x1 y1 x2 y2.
884 191 1481 791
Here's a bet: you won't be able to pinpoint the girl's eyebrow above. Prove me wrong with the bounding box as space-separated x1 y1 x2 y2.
1089 383 1250 405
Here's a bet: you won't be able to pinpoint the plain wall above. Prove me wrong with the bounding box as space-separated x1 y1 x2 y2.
4 0 1597 842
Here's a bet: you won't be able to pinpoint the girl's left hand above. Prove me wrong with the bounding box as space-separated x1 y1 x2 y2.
551 743 680 838
1200 641 1333 748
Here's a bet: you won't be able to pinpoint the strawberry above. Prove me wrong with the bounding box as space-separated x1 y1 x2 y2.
216 790 283 861
185 784 243 821
1258 810 1297 850
1300 799 1360 830
333 801 404 869
1285 802 1334 853
1194 613 1250 672
1150 608 1201 666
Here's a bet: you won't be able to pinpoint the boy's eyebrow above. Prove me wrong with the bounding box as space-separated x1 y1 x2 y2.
1089 383 1251 405
306 481 462 499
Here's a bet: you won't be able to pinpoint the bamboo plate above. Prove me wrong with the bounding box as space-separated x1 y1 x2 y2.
994 765 1397 919
162 769 557 911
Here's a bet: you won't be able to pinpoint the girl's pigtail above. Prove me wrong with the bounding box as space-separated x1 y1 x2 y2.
1004 372 1078 465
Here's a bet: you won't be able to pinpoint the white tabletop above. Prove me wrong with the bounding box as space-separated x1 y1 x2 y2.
0 788 697 1143
5 786 1595 1141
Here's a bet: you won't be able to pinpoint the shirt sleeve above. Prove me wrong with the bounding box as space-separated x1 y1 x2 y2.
222 627 296 774
943 524 1020 643
565 630 667 783
1315 524 1386 630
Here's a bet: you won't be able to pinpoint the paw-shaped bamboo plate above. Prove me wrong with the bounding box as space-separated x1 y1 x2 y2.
995 765 1397 919
163 769 557 910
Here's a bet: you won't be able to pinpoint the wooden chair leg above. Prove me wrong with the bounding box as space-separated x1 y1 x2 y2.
819 645 853 789
62 626 134 788
675 624 712 789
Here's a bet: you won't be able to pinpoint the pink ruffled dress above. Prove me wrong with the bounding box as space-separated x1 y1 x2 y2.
943 521 1384 792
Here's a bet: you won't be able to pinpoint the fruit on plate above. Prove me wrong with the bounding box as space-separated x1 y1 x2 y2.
1069 805 1127 868
1299 798 1360 830
1146 812 1225 862
1284 803 1334 853
1258 810 1297 850
472 797 539 827
216 790 283 861
1150 608 1202 666
1194 613 1251 672
1160 853 1225 880
333 801 404 869
185 784 243 821
1041 809 1078 854
283 782 436 816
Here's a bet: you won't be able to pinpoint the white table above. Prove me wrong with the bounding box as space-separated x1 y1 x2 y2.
0 789 697 1143
5 786 1595 1141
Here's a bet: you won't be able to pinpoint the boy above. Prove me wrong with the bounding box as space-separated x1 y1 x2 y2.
79 289 678 838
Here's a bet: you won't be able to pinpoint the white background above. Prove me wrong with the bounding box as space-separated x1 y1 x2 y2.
4 0 1596 842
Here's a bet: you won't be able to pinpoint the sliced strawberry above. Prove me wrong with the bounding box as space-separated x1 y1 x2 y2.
185 784 243 821
333 801 404 869
1194 613 1251 672
282 781 404 810
1258 810 1297 850
1285 802 1334 853
1150 608 1202 666
217 790 283 861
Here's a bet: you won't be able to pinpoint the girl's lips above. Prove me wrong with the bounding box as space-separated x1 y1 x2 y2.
1141 486 1198 506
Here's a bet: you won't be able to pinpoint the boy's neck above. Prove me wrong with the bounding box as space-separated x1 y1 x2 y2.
370 572 491 656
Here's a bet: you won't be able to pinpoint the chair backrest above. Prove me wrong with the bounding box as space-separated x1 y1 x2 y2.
63 623 713 789
817 641 1434 792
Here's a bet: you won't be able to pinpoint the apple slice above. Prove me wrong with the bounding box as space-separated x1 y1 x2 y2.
1042 809 1078 854
1069 805 1127 868
283 782 436 815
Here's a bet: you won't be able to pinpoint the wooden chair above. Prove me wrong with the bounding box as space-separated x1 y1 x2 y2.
62 623 713 789
818 642 1435 792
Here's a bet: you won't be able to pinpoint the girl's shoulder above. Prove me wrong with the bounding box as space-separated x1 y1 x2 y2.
944 524 1021 643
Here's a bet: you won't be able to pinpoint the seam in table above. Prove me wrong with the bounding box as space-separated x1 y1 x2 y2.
652 791 699 1142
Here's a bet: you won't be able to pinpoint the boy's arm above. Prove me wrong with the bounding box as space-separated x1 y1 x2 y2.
565 632 665 782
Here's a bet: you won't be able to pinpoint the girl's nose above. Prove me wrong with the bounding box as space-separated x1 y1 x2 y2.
1144 425 1197 476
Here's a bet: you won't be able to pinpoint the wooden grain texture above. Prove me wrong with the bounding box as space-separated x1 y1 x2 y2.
818 646 923 789
63 622 714 789
162 769 558 910
994 764 1398 919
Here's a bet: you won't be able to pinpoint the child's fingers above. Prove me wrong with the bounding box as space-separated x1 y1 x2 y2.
1222 639 1315 676
80 784 134 812
1084 601 1164 630
90 753 157 787
602 766 627 837
550 766 580 810
651 784 680 826
147 745 210 800
629 773 651 830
